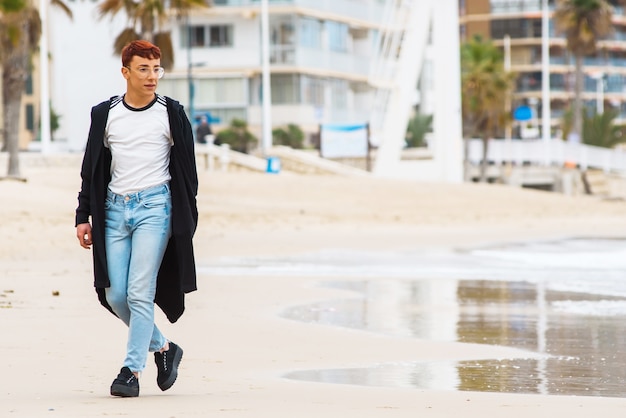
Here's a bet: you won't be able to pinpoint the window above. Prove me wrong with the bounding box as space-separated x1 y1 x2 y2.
270 17 295 46
299 17 322 48
190 26 206 47
490 0 543 13
271 74 300 104
327 21 349 52
517 72 542 92
25 72 33 95
200 108 247 125
157 78 188 103
329 79 348 109
25 104 35 132
183 24 234 48
209 25 233 47
302 76 324 107
196 78 245 103
491 18 542 39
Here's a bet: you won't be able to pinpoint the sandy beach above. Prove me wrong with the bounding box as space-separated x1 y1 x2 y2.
2 153 626 417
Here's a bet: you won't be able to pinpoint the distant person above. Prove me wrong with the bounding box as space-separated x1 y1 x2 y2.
74 40 198 397
195 115 213 144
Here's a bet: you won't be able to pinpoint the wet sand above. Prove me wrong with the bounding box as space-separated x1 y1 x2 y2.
2 154 626 416
282 274 626 397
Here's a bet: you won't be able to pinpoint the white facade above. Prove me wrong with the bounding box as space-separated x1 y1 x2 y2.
47 0 463 183
48 3 128 151
158 1 387 138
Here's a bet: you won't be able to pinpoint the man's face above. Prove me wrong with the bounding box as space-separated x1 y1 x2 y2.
122 56 162 98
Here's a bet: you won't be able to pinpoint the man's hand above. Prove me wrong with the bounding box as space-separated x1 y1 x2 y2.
76 223 92 249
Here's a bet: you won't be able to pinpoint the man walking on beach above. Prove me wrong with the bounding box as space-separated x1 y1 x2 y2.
75 40 198 397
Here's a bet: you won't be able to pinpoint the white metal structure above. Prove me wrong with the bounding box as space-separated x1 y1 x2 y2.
369 0 463 182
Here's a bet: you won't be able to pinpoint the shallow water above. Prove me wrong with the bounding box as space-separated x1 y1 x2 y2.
202 237 626 397
282 278 626 397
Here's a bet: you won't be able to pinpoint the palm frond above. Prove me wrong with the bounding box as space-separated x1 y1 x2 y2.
582 109 626 148
113 28 140 56
50 0 72 19
98 0 129 20
154 31 173 69
98 0 210 65
554 0 613 55
25 8 42 46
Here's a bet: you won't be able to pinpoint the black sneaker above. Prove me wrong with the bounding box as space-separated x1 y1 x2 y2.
110 366 139 397
154 342 183 391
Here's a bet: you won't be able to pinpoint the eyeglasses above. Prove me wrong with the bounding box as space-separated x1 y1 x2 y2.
125 66 165 79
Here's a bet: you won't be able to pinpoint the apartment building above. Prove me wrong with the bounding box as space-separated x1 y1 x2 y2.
156 0 386 141
459 0 626 136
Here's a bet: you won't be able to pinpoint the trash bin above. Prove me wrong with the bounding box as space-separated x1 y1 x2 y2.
266 156 281 174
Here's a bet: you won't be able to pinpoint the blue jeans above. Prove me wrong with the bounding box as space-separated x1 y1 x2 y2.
104 183 171 372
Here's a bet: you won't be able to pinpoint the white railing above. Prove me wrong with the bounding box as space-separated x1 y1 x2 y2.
467 138 626 174
195 142 267 172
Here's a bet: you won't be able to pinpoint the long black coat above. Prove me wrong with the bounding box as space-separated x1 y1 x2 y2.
75 95 198 323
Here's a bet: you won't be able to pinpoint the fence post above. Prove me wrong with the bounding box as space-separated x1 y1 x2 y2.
220 144 231 172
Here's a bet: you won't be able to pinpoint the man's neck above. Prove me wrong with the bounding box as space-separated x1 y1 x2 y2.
124 93 155 109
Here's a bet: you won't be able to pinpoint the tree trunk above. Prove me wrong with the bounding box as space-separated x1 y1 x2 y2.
3 56 27 178
479 136 489 182
571 54 584 144
463 137 471 182
2 24 30 179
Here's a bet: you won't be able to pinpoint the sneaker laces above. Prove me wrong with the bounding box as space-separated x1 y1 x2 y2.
160 350 169 372
118 369 137 384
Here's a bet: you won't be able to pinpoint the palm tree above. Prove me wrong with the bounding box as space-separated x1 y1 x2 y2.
553 0 613 144
98 0 209 69
582 109 626 148
0 0 72 179
461 35 516 182
405 112 432 148
1 6 41 179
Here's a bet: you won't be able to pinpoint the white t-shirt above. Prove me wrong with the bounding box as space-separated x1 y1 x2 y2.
104 94 173 195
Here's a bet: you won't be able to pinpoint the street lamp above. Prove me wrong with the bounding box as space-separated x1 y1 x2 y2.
186 14 195 123
541 0 550 143
185 15 208 127
260 0 273 155
187 62 207 130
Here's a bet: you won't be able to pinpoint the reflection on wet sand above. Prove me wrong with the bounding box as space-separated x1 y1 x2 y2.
283 279 626 397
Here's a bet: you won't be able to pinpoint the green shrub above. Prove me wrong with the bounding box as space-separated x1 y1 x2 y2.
272 124 305 149
215 118 258 154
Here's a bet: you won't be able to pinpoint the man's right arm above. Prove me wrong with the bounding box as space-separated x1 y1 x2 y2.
76 223 92 249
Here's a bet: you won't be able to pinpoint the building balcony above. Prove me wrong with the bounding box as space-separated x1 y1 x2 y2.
211 0 385 25
489 0 554 14
270 45 371 79
247 104 370 129
484 1 624 17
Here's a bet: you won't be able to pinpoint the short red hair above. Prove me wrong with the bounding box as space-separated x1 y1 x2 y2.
121 40 161 67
